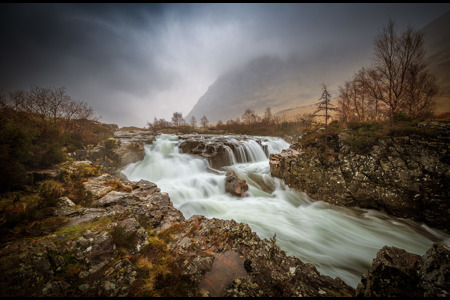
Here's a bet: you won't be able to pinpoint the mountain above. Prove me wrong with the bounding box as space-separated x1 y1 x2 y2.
186 51 363 124
422 10 450 114
186 11 450 124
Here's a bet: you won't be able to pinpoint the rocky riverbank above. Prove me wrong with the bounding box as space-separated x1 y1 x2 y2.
270 121 450 233
1 129 448 297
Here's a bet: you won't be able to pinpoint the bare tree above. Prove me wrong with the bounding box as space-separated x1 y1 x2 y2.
373 18 434 121
190 116 197 128
263 107 272 123
337 80 352 123
402 61 438 118
364 67 385 121
147 117 171 130
171 112 184 127
200 115 209 128
8 89 29 112
242 108 257 125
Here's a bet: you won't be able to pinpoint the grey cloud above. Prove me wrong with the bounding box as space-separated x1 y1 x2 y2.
1 3 449 127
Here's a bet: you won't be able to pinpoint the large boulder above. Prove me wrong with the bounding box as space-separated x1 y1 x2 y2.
356 243 450 297
225 170 248 197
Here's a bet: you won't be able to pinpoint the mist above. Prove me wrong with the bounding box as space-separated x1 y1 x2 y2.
0 3 449 127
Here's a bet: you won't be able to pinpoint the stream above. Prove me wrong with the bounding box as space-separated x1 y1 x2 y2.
122 133 450 288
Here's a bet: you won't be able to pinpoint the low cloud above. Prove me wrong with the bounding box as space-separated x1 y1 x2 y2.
0 3 448 127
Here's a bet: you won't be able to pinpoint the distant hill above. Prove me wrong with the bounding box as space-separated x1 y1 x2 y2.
186 11 450 124
422 10 450 114
186 51 364 124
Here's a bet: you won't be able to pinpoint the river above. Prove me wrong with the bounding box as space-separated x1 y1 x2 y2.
122 133 450 288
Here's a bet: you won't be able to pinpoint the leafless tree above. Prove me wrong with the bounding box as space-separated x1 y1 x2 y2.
200 115 209 128
372 18 437 121
242 108 257 125
263 107 272 123
147 117 171 130
190 116 197 128
402 62 438 118
337 80 352 123
171 112 184 127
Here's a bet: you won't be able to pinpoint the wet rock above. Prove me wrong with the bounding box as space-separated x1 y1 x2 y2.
83 174 116 198
355 246 423 297
270 122 450 232
94 190 138 207
356 243 450 297
225 170 248 197
199 250 247 297
420 243 450 297
178 134 272 169
5 133 445 297
53 196 78 217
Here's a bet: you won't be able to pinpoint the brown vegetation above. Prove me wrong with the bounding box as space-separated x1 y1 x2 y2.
0 86 115 193
336 19 439 123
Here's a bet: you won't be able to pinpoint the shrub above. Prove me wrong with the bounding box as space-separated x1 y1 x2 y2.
104 138 117 150
39 180 65 202
395 111 411 122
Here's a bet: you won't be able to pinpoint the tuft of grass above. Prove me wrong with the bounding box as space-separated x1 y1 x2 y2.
104 179 132 193
39 179 65 202
157 223 185 244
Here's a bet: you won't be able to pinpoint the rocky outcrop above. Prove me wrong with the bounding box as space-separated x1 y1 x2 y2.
0 174 355 297
69 130 156 175
178 134 269 169
225 170 248 197
356 243 450 297
270 122 450 232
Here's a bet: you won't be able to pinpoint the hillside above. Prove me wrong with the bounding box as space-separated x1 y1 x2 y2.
186 52 363 124
422 10 450 114
186 11 450 124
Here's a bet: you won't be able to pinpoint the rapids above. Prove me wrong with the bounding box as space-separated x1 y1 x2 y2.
122 133 450 288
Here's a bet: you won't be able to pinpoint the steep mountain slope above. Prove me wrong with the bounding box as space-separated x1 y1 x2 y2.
422 10 450 114
187 11 450 124
186 52 362 124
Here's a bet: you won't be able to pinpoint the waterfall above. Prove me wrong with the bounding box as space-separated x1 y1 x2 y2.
121 134 450 288
223 145 237 165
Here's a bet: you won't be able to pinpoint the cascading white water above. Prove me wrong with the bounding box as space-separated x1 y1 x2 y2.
122 134 450 288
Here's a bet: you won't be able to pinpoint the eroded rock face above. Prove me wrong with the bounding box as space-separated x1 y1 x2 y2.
0 174 355 297
2 128 446 297
270 122 450 232
356 243 450 297
178 135 269 169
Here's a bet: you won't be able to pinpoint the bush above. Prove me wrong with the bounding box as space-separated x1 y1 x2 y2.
395 111 411 122
104 138 117 150
38 179 65 207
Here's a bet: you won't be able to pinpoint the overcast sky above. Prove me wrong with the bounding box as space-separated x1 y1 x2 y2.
1 3 449 127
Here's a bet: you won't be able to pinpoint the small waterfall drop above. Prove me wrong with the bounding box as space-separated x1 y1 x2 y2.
121 134 449 288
